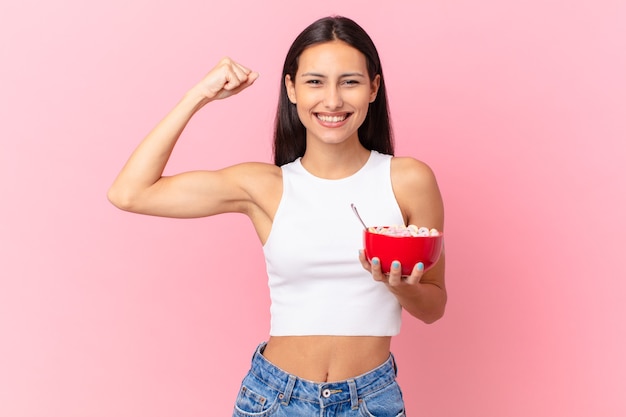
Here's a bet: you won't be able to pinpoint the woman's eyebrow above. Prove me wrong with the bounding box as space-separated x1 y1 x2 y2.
300 72 366 78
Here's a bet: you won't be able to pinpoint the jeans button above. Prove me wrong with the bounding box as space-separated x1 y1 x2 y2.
322 388 331 398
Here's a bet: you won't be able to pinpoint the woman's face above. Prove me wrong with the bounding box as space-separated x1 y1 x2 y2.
286 41 380 147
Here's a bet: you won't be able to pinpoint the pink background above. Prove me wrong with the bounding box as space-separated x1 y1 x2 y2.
1 1 625 416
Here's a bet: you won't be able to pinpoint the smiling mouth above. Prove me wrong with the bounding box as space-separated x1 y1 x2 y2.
316 113 351 123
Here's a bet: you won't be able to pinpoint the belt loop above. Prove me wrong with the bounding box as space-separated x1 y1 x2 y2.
348 379 358 410
390 352 398 376
281 375 296 405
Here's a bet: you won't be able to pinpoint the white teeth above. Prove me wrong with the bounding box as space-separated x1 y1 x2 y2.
317 114 347 123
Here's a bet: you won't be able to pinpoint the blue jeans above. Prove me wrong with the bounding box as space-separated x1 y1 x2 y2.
233 342 406 417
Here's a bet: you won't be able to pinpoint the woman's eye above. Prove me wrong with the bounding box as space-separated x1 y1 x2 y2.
306 79 322 85
343 80 360 86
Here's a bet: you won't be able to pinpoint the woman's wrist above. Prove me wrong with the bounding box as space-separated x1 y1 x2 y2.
182 85 215 112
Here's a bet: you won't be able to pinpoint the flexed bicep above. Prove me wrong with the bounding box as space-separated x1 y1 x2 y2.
113 163 275 219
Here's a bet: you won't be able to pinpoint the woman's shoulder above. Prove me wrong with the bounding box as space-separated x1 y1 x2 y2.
229 161 283 179
390 156 438 185
390 155 442 202
230 162 283 225
390 156 444 225
219 161 283 197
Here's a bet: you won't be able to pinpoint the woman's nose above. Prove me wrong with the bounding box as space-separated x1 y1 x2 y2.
323 86 343 109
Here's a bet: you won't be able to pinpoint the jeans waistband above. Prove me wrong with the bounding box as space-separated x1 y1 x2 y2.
248 342 398 408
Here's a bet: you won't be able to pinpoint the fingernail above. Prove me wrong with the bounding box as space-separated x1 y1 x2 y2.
417 262 424 271
392 261 400 269
372 258 380 266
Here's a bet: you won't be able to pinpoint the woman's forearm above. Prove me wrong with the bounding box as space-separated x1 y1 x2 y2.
395 282 447 324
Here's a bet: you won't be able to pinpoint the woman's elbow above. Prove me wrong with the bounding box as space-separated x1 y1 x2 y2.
420 298 447 324
421 308 446 324
107 186 136 212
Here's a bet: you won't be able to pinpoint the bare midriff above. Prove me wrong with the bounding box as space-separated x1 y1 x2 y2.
261 335 392 383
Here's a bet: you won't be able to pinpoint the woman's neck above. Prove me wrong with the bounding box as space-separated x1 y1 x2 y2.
300 141 371 179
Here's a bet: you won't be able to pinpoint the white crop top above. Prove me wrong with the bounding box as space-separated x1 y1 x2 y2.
263 151 405 336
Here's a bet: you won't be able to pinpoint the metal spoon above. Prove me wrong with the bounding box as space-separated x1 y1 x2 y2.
350 203 368 230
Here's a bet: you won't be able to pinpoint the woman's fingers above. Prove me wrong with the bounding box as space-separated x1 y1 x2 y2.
386 261 425 287
358 250 372 272
197 57 258 100
223 61 254 90
359 251 425 289
403 262 425 286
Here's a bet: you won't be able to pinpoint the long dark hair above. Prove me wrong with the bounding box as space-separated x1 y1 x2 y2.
273 16 394 166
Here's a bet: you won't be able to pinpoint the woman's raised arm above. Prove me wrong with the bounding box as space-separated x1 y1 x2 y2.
107 58 260 218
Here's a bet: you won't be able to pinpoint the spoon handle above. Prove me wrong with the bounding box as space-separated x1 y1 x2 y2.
350 203 368 230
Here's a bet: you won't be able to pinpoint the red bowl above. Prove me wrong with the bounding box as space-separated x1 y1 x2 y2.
364 228 444 275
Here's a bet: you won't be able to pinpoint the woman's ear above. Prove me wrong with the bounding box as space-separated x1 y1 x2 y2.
285 74 297 104
370 74 381 103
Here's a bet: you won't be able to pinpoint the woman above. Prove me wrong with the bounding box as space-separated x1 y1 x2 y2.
108 16 445 417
